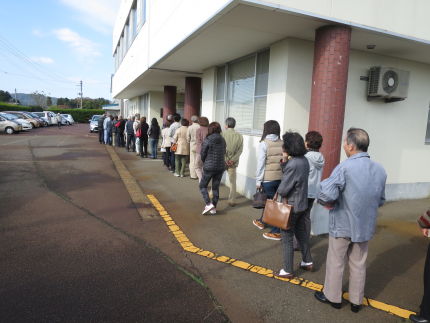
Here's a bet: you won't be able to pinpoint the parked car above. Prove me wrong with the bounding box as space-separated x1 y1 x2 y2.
33 111 58 125
0 112 32 131
5 111 40 128
0 114 22 134
61 114 75 125
33 111 53 125
89 115 102 132
27 112 48 127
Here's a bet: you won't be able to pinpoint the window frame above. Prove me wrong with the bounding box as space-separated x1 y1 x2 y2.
215 49 269 136
425 106 430 144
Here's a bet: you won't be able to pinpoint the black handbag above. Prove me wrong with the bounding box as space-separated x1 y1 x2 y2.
252 187 267 209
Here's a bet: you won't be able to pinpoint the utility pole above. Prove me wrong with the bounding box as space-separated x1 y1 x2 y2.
14 88 17 104
80 80 83 109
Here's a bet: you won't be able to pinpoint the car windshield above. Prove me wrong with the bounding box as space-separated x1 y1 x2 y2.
11 113 27 119
0 113 18 120
92 115 101 121
62 114 70 117
29 113 40 118
33 112 43 117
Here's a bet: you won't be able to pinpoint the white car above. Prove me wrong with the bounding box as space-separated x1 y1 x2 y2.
33 111 58 125
0 113 32 131
61 114 75 125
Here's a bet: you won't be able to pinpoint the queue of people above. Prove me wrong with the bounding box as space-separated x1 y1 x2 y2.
96 112 428 321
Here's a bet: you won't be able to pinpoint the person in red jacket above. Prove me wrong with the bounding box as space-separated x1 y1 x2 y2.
410 209 430 323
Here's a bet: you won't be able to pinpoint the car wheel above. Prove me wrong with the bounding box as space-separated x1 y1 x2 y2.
28 123 33 129
5 127 14 135
67 121 71 126
90 130 93 133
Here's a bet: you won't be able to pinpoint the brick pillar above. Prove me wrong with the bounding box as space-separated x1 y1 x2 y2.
184 77 201 122
308 25 351 179
163 86 176 123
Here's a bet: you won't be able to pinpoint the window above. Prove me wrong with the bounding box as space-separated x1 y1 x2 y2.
139 93 149 117
215 49 270 134
426 106 430 144
136 0 146 30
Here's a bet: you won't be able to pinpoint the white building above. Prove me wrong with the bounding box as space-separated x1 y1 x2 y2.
112 0 430 202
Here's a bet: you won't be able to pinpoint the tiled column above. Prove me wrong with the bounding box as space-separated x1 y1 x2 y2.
163 86 176 123
308 25 351 179
184 77 201 121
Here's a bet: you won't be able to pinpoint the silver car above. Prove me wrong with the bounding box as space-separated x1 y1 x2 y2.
61 114 75 125
0 114 22 134
0 113 32 131
89 115 102 132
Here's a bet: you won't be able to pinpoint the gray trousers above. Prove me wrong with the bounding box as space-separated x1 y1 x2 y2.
323 236 369 305
281 211 313 273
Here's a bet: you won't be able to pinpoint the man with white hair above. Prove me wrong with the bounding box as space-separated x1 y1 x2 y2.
314 127 387 313
187 115 200 179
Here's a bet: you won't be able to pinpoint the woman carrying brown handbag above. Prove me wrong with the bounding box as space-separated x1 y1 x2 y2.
275 132 313 279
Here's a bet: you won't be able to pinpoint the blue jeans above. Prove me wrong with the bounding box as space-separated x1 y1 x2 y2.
104 130 112 145
259 180 281 234
149 138 158 159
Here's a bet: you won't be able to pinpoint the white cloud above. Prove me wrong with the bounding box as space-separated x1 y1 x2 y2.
30 56 55 64
32 29 45 37
53 28 101 58
59 0 121 34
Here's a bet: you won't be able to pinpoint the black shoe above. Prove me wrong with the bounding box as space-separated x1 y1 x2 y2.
314 291 342 309
351 304 362 313
410 314 429 323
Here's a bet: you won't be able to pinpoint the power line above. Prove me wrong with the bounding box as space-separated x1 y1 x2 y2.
0 33 76 85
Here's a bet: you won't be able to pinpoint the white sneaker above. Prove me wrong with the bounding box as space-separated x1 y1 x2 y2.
209 208 216 215
174 173 180 177
279 269 291 276
202 203 215 215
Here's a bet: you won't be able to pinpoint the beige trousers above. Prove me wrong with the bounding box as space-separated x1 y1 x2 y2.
189 150 198 179
195 154 203 182
323 236 369 305
226 167 237 203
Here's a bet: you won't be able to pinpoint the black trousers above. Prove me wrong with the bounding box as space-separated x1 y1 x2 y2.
98 129 104 143
420 242 430 319
139 136 148 156
199 170 224 207
163 147 171 168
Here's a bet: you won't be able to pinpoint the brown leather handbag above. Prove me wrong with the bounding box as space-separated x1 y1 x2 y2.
262 192 292 230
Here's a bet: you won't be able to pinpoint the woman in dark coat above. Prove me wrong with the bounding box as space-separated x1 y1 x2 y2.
199 122 226 215
148 118 161 159
275 132 312 279
139 117 149 158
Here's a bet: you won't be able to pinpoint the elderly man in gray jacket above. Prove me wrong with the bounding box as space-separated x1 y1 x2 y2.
314 128 387 313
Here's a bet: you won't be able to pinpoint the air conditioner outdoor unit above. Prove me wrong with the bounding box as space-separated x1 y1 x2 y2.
367 66 410 102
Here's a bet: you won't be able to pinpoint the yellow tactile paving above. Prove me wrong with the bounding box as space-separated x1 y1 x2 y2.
107 146 416 320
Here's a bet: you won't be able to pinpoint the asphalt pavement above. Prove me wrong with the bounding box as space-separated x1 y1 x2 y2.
0 124 228 322
1 124 428 323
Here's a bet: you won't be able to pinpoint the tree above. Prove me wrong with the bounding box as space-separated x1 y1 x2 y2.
31 91 46 108
46 96 52 106
0 90 12 102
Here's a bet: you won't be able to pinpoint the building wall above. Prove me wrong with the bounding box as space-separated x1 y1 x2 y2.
112 0 233 97
202 37 430 201
148 91 164 126
201 67 216 121
251 0 430 41
343 50 430 199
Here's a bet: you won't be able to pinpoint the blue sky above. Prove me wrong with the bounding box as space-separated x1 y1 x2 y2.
0 0 121 100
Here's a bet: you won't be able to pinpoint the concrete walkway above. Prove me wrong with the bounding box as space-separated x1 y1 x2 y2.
114 145 429 323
